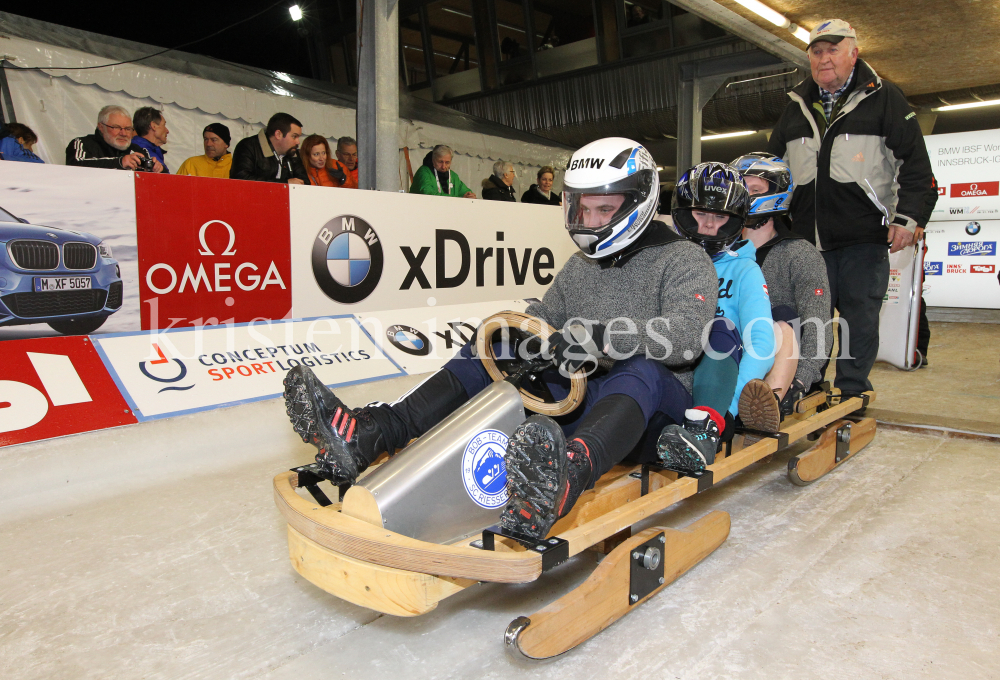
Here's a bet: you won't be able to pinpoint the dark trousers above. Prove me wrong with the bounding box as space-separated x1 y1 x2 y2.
822 243 890 393
917 297 930 361
444 343 691 476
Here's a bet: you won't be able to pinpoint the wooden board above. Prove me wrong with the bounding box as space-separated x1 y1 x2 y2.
341 485 384 527
274 392 875 585
288 526 473 616
788 417 877 486
508 512 731 660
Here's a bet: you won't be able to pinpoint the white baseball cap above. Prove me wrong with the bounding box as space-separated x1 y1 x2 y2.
808 19 857 48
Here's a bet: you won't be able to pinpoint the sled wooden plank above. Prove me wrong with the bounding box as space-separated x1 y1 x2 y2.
549 466 676 537
274 471 542 583
796 390 829 413
509 512 730 660
341 486 384 527
789 417 877 485
288 526 475 616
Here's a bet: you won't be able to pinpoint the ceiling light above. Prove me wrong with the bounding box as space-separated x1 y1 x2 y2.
656 166 664 171
701 130 756 141
933 99 1000 112
289 5 303 21
732 1 811 44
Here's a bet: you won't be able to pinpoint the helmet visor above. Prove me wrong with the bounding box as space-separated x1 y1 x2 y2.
563 171 655 233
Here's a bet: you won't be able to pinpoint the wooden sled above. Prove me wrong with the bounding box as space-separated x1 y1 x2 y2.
272 313 879 658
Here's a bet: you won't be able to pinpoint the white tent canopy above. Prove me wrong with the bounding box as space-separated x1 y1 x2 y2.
0 13 572 193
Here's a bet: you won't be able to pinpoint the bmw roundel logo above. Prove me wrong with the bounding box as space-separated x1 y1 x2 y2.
386 324 431 356
461 429 509 509
966 221 982 236
311 215 383 304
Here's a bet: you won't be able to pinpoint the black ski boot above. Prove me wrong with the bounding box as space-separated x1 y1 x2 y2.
283 365 469 484
778 378 807 417
283 365 384 484
656 408 722 474
501 415 593 541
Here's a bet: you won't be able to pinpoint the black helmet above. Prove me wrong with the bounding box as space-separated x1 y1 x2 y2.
731 152 794 229
672 162 751 256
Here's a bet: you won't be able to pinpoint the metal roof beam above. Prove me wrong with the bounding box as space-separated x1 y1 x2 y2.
669 0 809 69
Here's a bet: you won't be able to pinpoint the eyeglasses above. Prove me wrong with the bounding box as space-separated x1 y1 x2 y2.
101 123 134 134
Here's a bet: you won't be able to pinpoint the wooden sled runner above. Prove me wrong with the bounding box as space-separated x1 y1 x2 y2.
272 313 879 659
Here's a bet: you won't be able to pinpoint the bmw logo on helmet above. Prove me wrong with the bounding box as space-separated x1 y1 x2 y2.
312 215 384 304
386 324 431 356
966 221 982 236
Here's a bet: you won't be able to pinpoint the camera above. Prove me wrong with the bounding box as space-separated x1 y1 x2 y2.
136 155 157 172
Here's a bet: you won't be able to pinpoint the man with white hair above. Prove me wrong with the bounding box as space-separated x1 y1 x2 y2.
408 144 476 198
482 160 517 202
767 19 936 402
65 105 156 170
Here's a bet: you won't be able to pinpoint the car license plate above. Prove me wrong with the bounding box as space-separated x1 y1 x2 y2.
34 276 93 292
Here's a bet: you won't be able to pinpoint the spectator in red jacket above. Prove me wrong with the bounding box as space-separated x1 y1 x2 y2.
300 135 357 188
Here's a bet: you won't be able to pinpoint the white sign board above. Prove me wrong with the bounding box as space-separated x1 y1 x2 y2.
93 317 404 421
355 299 531 375
922 220 1000 309
289 185 574 318
925 130 1000 221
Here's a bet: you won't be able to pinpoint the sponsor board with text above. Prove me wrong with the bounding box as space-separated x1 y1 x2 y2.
923 261 942 275
136 174 292 330
970 264 996 274
356 299 530 374
947 241 996 257
0 336 137 447
92 317 404 420
289 185 575 318
925 131 1000 221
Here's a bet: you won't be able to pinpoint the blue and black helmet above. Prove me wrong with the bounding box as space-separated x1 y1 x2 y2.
730 153 794 228
672 162 751 255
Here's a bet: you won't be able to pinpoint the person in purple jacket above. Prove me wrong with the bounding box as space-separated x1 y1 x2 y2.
0 123 44 163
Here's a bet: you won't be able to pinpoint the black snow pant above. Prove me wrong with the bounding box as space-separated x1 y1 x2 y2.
822 243 890 394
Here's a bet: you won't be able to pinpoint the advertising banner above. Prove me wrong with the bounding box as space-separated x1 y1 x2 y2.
0 336 137 447
0 163 139 340
356 299 531 375
925 130 1000 222
922 219 1000 309
92 317 404 421
135 174 292 330
289 185 574 318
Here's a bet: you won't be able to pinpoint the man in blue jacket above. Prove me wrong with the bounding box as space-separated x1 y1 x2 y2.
657 162 777 473
130 107 169 173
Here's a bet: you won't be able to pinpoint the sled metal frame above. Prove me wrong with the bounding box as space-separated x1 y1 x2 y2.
274 390 875 603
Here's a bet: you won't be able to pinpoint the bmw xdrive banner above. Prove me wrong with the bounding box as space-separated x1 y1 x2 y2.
289 185 574 317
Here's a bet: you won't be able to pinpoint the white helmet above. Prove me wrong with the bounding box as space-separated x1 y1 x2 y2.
562 137 660 259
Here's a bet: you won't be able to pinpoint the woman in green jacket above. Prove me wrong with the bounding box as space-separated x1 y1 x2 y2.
408 145 476 198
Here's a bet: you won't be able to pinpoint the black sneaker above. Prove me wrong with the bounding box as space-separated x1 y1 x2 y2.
778 378 807 417
656 409 720 474
282 365 383 484
501 415 575 541
739 379 781 444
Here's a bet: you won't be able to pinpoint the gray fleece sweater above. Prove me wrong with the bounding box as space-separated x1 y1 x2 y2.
756 230 832 387
526 222 718 392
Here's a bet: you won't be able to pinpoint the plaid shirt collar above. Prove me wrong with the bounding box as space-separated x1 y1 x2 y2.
818 67 855 120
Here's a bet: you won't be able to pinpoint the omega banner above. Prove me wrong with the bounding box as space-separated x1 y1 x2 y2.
922 129 1000 308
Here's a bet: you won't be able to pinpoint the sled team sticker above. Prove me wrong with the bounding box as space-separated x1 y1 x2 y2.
461 429 509 509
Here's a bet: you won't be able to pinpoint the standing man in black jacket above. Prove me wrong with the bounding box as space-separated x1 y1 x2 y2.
65 105 161 171
230 112 307 184
767 19 937 398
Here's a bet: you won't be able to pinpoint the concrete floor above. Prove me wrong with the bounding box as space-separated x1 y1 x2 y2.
2 321 999 679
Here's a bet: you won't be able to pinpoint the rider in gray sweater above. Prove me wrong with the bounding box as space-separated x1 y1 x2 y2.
282 137 718 542
733 153 832 413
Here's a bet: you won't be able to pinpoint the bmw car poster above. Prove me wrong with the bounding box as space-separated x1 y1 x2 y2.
0 163 139 339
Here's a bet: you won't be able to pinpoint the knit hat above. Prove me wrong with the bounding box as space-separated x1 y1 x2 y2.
203 123 231 146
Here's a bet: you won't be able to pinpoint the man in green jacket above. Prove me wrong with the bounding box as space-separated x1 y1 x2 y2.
409 144 476 198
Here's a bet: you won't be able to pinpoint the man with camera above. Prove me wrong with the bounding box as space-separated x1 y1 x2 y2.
129 107 170 173
66 105 163 172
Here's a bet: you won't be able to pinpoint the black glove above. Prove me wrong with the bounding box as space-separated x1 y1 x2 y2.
547 322 608 375
329 165 347 184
